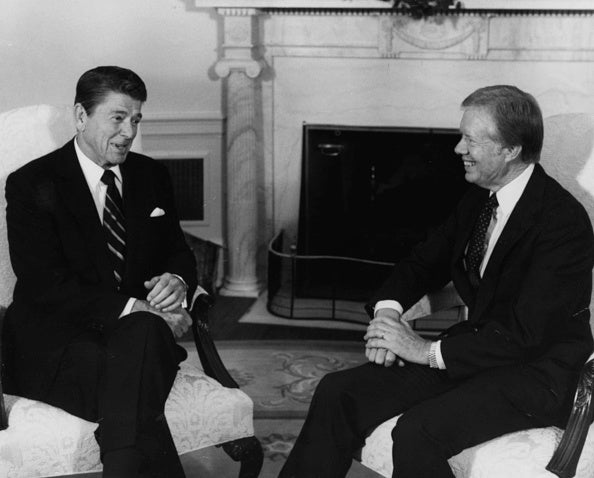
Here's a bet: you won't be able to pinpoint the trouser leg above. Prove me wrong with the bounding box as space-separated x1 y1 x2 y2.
391 366 561 478
99 312 187 478
278 362 454 478
43 312 186 477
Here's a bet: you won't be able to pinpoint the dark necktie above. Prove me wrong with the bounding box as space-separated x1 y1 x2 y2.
466 193 498 287
101 170 126 285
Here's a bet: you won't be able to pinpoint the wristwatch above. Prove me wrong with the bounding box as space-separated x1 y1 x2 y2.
428 341 439 369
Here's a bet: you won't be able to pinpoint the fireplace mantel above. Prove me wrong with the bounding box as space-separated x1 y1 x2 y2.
195 0 594 11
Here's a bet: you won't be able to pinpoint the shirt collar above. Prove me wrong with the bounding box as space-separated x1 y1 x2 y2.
74 137 123 188
492 163 535 218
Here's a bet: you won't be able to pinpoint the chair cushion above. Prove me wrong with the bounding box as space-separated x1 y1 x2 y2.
0 357 254 477
361 415 594 478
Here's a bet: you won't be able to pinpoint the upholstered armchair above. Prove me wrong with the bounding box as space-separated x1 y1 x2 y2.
358 113 594 478
0 105 263 477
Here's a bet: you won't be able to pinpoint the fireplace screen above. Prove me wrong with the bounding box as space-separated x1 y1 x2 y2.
267 124 469 328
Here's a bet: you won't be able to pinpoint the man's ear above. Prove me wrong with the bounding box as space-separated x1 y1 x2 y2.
74 103 87 133
504 145 522 162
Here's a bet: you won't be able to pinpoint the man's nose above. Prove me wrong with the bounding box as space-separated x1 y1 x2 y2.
454 138 466 155
120 121 136 139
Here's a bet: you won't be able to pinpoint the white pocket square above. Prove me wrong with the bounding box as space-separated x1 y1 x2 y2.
150 207 165 217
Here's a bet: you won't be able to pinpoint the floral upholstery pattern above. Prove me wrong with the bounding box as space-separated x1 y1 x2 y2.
0 358 254 477
361 415 594 478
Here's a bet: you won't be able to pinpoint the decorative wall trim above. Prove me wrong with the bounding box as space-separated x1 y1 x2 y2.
196 0 594 10
263 8 594 16
261 12 594 62
141 112 224 136
379 14 489 58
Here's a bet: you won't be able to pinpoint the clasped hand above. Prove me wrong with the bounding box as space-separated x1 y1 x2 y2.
364 314 431 367
144 272 187 312
130 273 191 338
132 300 192 339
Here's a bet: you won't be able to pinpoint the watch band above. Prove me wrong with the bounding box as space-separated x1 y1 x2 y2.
428 341 439 369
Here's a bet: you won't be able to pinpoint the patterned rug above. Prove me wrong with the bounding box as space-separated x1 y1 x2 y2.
64 340 375 478
214 340 367 418
205 340 379 477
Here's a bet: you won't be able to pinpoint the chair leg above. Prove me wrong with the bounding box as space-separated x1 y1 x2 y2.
220 436 264 478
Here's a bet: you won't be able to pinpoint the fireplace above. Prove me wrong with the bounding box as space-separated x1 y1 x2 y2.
196 2 594 299
267 124 469 326
298 124 467 263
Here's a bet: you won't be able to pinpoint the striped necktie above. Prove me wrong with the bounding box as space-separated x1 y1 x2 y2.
101 169 126 285
466 193 498 288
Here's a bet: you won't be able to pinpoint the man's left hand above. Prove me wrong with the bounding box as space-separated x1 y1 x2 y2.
144 273 187 312
364 316 431 365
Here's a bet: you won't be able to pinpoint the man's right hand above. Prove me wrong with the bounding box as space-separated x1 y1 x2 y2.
366 347 401 367
366 308 405 367
131 300 192 338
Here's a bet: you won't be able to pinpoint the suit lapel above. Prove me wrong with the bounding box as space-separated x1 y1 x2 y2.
54 139 116 287
472 164 546 322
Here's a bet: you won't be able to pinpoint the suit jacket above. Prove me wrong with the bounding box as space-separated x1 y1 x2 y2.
368 163 594 410
3 139 198 400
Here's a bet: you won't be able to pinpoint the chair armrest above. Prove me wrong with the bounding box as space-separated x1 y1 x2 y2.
189 289 239 390
0 360 7 430
546 352 594 478
0 309 8 431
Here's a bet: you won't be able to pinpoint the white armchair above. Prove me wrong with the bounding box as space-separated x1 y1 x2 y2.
357 113 594 478
0 105 263 478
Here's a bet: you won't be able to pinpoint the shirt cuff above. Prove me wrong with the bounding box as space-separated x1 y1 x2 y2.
120 298 136 318
373 300 404 317
429 340 446 369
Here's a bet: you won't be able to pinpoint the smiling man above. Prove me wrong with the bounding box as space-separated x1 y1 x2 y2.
279 85 594 478
2 66 197 478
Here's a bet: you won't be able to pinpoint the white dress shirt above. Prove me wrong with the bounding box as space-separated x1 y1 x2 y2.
375 163 535 368
74 138 135 317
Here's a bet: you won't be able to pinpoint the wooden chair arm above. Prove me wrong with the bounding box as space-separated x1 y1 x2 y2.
189 291 239 390
546 353 594 478
0 309 8 431
0 362 7 431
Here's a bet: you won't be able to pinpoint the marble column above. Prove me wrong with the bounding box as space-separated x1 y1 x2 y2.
215 8 265 297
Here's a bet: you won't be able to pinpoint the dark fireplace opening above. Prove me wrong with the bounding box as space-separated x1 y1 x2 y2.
267 123 469 327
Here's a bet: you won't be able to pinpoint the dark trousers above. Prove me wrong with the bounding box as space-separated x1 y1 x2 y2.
279 361 561 478
45 312 187 478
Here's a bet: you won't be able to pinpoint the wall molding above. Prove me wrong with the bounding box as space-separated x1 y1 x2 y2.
261 12 594 62
196 0 594 10
141 112 224 136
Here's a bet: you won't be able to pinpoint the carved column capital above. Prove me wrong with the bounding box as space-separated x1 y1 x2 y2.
214 59 265 79
214 7 266 78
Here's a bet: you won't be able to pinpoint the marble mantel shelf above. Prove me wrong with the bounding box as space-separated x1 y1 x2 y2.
195 0 594 10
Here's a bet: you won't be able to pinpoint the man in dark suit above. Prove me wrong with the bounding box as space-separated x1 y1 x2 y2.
279 85 594 478
2 66 197 477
